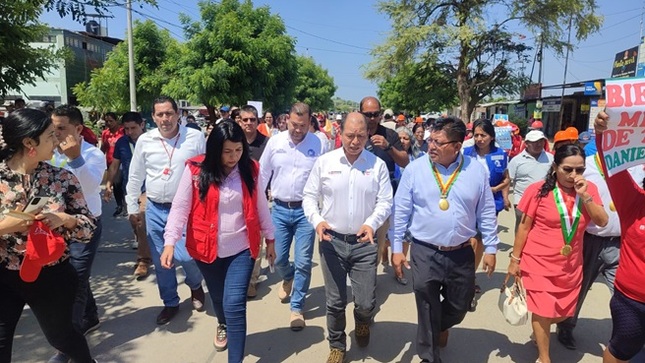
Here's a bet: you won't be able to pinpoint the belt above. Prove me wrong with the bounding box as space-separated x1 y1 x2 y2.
274 199 303 209
327 230 360 243
148 198 172 208
411 237 471 252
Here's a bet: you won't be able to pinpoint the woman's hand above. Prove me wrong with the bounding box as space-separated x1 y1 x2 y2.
503 196 511 211
594 111 609 133
265 241 276 268
507 259 521 277
573 175 588 197
0 214 35 235
160 246 175 269
37 212 76 230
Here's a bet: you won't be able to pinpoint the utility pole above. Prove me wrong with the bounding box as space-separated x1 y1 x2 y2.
559 16 573 128
126 0 137 111
534 33 544 126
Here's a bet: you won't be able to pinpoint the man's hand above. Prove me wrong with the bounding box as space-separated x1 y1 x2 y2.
59 134 83 160
370 134 390 150
503 196 511 211
356 224 375 244
265 242 276 267
129 213 143 228
392 252 410 274
103 184 113 202
482 253 496 277
594 111 609 133
316 221 332 241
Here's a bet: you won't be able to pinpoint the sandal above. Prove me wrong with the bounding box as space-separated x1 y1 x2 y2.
395 275 408 285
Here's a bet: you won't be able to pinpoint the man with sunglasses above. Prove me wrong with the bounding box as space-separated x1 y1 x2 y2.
392 117 499 363
359 97 409 269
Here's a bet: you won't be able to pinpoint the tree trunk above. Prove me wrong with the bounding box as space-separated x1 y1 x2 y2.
206 104 217 124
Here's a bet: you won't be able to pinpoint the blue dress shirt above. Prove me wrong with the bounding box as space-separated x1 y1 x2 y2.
392 153 500 254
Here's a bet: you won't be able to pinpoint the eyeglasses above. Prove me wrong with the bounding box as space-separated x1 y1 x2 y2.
241 117 257 123
560 166 586 175
361 111 381 119
429 139 458 147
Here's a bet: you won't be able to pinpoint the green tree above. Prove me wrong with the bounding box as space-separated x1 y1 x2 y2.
293 55 337 112
378 58 457 114
74 20 179 113
332 97 359 113
164 0 298 121
367 0 603 121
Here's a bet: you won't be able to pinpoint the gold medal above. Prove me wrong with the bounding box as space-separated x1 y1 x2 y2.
561 245 572 257
439 198 449 211
431 157 464 213
609 201 616 212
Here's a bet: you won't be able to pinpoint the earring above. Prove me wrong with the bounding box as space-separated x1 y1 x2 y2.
27 148 36 157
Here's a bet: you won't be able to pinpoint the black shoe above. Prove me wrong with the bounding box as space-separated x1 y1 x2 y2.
112 206 123 217
468 295 477 312
81 317 100 336
156 306 179 325
556 326 577 350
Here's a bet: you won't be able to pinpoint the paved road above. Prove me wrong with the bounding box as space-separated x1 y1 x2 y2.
13 200 613 362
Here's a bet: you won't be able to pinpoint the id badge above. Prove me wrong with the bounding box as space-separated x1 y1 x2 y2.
161 167 173 180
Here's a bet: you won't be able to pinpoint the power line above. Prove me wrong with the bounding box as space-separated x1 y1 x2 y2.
296 45 367 56
286 25 372 51
576 30 640 49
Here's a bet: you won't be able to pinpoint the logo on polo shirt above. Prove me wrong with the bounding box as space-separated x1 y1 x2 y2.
307 149 316 157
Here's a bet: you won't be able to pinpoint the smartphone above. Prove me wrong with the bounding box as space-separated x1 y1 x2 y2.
22 196 49 214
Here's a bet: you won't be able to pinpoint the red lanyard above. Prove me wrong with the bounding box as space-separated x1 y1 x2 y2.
160 133 180 166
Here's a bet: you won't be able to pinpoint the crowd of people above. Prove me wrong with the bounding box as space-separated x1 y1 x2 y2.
0 96 643 363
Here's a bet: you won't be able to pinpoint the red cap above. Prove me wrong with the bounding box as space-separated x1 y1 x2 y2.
466 122 474 130
530 121 543 129
19 221 66 283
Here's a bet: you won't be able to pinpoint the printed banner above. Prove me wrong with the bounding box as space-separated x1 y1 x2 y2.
495 126 513 151
603 78 645 176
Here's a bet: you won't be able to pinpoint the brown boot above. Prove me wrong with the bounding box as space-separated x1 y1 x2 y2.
326 348 345 363
133 261 149 280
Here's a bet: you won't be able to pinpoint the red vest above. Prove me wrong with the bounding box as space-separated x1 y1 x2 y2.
185 155 261 263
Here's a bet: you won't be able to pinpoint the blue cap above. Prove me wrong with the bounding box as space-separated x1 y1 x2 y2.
220 106 230 112
578 131 593 143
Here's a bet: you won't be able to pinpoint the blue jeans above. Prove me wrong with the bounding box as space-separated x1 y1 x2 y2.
320 235 378 350
196 249 254 363
146 200 203 307
68 217 102 332
271 204 315 312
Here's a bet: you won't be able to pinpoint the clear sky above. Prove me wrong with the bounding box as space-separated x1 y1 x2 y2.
40 0 644 103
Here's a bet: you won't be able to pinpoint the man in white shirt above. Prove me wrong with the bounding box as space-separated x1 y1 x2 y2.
48 105 106 362
507 130 553 232
259 102 324 331
126 96 206 325
303 112 392 363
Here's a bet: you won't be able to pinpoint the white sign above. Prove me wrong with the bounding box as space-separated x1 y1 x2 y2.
602 78 645 176
247 101 263 118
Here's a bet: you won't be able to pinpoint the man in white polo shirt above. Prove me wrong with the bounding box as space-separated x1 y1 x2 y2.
126 96 206 325
259 102 324 330
303 112 392 363
507 130 553 232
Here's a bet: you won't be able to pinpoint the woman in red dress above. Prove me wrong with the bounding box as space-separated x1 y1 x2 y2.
508 144 608 363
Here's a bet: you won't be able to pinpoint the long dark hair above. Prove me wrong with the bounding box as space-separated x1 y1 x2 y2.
538 144 586 198
196 120 255 201
473 119 496 147
0 109 52 162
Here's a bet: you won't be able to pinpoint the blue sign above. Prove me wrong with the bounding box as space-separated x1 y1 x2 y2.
584 82 602 96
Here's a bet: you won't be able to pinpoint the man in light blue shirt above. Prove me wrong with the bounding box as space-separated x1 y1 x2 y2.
392 117 500 363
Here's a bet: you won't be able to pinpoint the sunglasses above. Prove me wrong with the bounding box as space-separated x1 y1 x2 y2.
241 117 257 122
361 111 381 119
560 166 586 175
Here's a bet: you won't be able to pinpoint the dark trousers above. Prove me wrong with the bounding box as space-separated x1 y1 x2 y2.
0 261 93 363
113 178 125 208
69 217 102 332
559 232 619 331
196 249 254 363
319 235 378 351
411 241 475 363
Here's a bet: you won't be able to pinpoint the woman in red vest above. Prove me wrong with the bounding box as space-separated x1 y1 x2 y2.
160 120 275 363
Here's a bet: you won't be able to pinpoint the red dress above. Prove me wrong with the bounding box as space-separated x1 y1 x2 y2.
518 181 601 318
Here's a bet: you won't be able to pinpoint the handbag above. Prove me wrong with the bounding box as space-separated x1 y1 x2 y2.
498 274 528 326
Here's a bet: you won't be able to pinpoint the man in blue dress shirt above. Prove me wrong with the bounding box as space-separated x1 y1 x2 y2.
392 117 500 363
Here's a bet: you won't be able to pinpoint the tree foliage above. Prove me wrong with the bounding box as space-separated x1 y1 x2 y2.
367 0 603 121
163 0 298 121
74 20 178 113
44 0 156 22
0 2 59 97
293 56 336 112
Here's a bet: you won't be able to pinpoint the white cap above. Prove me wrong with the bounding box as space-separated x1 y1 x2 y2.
525 130 546 142
383 108 393 117
336 114 342 121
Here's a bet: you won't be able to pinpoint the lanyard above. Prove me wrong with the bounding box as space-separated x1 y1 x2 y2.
50 155 67 168
160 133 180 167
431 156 464 198
594 153 604 179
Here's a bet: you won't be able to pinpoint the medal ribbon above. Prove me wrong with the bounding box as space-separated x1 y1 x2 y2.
593 153 605 179
553 186 581 246
431 156 464 198
50 155 67 168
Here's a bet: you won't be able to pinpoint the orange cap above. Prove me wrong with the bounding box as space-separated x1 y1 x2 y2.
565 127 579 140
397 115 405 121
415 117 424 123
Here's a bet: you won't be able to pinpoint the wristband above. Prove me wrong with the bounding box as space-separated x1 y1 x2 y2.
509 252 521 262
